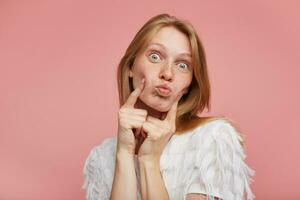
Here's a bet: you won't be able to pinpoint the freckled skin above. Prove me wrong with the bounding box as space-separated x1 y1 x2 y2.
130 26 193 112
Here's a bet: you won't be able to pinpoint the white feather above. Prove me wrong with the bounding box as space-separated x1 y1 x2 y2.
184 119 255 200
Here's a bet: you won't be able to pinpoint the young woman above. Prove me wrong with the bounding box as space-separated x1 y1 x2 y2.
82 13 255 200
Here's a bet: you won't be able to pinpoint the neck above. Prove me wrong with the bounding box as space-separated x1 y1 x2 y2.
134 98 166 120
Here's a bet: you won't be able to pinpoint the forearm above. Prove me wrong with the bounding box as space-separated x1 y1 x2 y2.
138 157 169 200
110 150 138 200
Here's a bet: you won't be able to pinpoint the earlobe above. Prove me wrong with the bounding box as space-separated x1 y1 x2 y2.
129 70 133 78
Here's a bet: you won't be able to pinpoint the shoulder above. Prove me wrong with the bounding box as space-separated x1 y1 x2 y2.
84 137 117 166
95 137 117 151
185 116 245 149
190 117 248 166
176 115 237 136
93 137 117 155
187 117 256 199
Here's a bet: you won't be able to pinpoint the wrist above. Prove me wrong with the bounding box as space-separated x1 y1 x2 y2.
138 156 160 168
115 150 136 173
116 142 135 157
116 149 135 160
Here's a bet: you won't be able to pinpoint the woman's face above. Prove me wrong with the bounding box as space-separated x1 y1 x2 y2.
130 26 193 112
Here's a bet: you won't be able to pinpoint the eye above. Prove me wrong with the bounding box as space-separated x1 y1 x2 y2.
148 52 161 62
177 62 189 70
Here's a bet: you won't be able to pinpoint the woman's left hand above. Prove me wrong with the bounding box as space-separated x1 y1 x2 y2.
137 93 183 162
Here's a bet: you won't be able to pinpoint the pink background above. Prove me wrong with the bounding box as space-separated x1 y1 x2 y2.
1 0 299 199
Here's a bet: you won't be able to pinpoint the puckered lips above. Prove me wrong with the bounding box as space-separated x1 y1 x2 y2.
155 84 172 97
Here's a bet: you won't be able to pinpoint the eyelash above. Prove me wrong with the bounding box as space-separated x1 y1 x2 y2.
148 51 190 70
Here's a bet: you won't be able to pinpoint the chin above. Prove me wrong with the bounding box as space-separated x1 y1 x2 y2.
142 97 171 112
154 106 169 112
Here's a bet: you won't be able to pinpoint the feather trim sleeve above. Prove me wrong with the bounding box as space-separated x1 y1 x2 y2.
81 142 111 200
184 120 255 200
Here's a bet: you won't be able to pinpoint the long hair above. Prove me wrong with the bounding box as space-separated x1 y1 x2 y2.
116 13 244 146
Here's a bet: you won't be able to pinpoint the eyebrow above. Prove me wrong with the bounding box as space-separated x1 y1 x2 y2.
148 43 192 58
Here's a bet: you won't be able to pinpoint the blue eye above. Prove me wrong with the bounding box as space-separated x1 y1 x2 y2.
149 53 161 62
178 63 188 70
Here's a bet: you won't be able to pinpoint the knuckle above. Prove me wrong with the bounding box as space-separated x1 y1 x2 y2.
118 113 124 120
119 118 125 125
166 123 174 131
118 108 126 115
135 109 147 116
153 135 160 140
170 126 176 133
118 109 122 116
120 120 130 129
134 121 142 127
141 109 148 116
167 126 175 133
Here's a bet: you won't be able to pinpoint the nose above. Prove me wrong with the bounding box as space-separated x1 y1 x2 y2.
159 62 173 82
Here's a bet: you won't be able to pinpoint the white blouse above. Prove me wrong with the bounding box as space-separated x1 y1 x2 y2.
82 119 255 200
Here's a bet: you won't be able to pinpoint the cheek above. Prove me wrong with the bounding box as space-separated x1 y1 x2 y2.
132 67 157 95
133 62 151 79
134 70 144 79
174 78 192 95
132 56 160 84
135 68 157 86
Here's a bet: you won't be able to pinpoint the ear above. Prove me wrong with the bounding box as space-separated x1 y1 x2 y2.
129 70 133 78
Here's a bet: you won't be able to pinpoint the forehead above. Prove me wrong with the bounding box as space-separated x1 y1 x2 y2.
145 26 192 57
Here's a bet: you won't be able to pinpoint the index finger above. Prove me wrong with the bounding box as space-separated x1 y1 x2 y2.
164 92 183 123
123 78 145 108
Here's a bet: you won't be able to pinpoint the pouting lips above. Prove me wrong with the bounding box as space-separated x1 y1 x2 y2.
155 87 171 96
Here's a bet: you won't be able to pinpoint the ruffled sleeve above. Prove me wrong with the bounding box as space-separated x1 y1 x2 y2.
184 119 255 200
82 138 115 200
